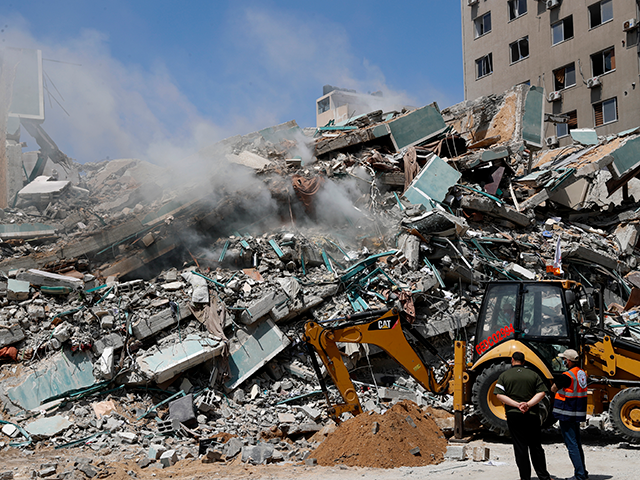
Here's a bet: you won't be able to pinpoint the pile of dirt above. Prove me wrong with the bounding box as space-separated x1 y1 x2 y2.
310 400 447 469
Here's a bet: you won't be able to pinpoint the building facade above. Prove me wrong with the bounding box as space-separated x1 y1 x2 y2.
461 0 640 147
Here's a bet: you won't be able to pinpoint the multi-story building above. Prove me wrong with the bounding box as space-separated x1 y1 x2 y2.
461 0 640 147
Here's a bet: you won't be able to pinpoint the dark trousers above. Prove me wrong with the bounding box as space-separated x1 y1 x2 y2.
559 420 587 480
506 412 551 480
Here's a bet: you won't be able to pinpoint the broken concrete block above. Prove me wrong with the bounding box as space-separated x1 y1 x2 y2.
285 422 322 436
17 269 83 290
169 394 196 427
398 234 421 270
27 304 45 321
52 322 73 342
405 415 417 428
240 291 287 325
615 223 640 255
117 431 138 444
0 472 13 480
37 466 57 478
161 281 184 292
505 263 536 280
298 406 322 422
7 279 30 301
202 448 223 463
520 189 550 210
159 449 178 467
225 437 243 458
77 463 98 478
92 333 124 356
564 245 618 270
241 445 274 464
1 424 18 438
100 315 115 330
472 446 490 462
148 444 167 460
196 390 219 413
0 324 25 348
377 387 417 404
132 301 191 340
281 361 316 382
445 444 466 461
372 421 380 434
409 447 421 456
304 458 317 466
157 419 180 435
278 412 296 424
137 334 224 384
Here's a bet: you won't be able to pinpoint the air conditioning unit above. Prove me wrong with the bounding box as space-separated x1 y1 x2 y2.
623 19 638 31
547 91 562 102
587 76 601 88
546 136 559 147
547 0 560 9
467 0 479 6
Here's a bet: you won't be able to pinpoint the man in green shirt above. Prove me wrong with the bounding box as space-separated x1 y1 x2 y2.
494 351 553 480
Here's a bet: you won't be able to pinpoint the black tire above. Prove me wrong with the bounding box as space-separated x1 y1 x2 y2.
472 362 510 435
540 393 557 430
610 387 640 442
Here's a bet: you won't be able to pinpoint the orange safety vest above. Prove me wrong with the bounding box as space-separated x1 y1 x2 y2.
553 366 588 422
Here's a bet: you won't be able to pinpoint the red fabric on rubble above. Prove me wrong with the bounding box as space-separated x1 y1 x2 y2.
292 175 325 210
0 346 18 362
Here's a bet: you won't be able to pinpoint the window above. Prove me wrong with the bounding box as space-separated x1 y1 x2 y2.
317 97 330 114
593 98 618 126
553 63 576 90
591 47 615 76
557 110 577 137
509 37 529 63
552 16 574 45
476 53 493 79
588 0 613 29
474 12 492 38
508 0 527 21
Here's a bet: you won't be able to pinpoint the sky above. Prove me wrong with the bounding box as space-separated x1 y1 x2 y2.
0 1 464 166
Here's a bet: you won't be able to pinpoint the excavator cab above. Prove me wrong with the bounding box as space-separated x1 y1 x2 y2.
469 281 583 434
474 281 579 371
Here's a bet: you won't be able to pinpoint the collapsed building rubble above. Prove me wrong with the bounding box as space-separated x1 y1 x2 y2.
2 82 640 474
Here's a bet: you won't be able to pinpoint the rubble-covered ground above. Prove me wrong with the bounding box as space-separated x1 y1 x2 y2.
2 84 640 478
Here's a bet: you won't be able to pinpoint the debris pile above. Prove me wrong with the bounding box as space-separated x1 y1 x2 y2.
1 82 640 471
311 400 447 468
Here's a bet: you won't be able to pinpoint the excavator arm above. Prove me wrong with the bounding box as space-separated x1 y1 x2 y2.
303 309 457 421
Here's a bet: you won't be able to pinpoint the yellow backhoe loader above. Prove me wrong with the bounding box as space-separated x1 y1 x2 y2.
303 280 640 440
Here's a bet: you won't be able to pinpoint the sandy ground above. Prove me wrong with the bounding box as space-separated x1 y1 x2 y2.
0 428 637 480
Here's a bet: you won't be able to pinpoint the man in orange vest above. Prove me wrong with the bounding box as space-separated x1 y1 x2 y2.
551 348 588 480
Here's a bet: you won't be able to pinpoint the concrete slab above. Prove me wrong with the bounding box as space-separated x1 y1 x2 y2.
7 350 96 410
18 175 69 195
570 128 598 145
403 154 461 211
136 334 224 384
17 269 83 290
388 104 447 151
225 318 290 391
25 415 71 438
225 151 272 170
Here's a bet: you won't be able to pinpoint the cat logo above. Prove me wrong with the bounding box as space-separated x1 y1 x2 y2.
368 317 397 331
